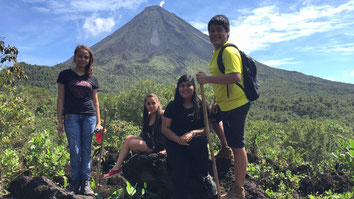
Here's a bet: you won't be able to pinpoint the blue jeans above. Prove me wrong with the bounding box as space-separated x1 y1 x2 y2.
64 114 96 181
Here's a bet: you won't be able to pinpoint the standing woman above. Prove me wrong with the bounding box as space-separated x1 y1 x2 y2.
103 93 166 179
161 74 217 199
57 45 101 195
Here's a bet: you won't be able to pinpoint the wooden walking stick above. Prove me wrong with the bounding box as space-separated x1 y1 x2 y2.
97 109 107 191
200 84 222 199
98 109 107 169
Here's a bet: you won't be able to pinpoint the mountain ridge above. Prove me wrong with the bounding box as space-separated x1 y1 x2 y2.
19 5 354 98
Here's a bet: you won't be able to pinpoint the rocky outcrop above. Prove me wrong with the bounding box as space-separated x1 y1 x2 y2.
7 176 95 199
119 152 268 199
6 150 269 199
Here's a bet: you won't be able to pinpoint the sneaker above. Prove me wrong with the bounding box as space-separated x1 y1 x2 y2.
65 180 80 194
221 185 245 199
80 180 94 195
103 167 122 179
215 146 233 160
201 174 217 197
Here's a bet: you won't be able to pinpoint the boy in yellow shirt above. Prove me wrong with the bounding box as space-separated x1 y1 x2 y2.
197 15 250 199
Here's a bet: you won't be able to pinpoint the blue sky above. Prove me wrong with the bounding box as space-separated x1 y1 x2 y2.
1 0 354 84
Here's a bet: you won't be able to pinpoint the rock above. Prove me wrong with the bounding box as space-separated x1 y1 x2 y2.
244 175 268 199
220 169 268 199
7 176 95 199
122 153 173 199
6 151 268 199
299 171 352 195
119 152 268 199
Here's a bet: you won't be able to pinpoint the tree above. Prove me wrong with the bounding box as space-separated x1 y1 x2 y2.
0 38 26 89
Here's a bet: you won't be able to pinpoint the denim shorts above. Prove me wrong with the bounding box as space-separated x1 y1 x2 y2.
219 103 250 148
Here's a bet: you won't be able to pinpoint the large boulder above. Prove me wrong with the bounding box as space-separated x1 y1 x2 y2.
6 150 268 199
118 152 268 199
7 176 95 199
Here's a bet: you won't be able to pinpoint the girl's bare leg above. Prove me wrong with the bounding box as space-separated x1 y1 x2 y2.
111 135 152 170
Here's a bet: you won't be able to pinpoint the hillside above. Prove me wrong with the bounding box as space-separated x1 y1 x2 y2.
19 5 354 100
2 6 354 198
62 5 213 91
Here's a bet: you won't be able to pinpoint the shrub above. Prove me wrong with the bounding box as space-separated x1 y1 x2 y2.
25 130 69 179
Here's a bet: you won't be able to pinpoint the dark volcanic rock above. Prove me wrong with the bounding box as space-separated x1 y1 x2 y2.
7 151 269 199
121 152 268 199
299 171 352 195
244 175 269 199
7 176 94 199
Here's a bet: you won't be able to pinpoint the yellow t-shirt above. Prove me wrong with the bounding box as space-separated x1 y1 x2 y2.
209 42 249 111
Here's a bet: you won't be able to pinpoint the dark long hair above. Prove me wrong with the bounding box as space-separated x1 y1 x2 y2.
174 74 202 121
74 45 94 77
142 93 162 134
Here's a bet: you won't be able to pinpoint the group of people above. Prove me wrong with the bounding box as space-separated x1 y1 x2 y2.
57 15 250 199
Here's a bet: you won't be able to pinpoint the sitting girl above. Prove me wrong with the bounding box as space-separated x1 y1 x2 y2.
161 74 217 198
104 93 165 178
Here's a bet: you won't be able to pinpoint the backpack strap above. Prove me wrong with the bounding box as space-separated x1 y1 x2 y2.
217 43 243 97
217 43 238 74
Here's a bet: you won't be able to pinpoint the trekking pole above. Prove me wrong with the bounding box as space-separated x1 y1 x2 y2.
97 109 107 190
200 84 222 199
98 109 107 166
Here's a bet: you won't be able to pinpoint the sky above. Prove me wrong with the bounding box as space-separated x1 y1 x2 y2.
1 0 354 84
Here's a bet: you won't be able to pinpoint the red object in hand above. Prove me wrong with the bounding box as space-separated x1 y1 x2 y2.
94 128 104 142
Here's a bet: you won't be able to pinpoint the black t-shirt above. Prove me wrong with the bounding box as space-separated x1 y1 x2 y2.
164 100 207 137
57 69 99 115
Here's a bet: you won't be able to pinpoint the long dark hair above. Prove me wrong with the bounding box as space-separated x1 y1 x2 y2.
174 74 202 121
142 93 162 133
74 45 94 77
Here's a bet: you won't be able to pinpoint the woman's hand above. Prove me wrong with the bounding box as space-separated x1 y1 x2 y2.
177 137 190 146
95 124 102 130
57 122 63 139
180 131 195 144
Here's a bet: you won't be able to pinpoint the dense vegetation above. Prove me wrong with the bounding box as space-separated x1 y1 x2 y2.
1 40 353 198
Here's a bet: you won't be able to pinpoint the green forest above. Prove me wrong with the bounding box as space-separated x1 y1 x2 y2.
1 40 353 198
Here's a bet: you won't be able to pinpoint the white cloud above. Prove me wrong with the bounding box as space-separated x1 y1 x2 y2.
305 42 354 55
22 0 147 37
83 16 115 37
22 0 47 2
191 21 207 30
33 7 51 13
327 43 354 53
350 70 354 77
325 77 333 81
262 58 297 66
228 0 354 54
24 0 148 13
160 1 165 7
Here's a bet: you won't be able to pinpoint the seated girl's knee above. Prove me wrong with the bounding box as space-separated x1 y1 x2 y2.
125 135 135 141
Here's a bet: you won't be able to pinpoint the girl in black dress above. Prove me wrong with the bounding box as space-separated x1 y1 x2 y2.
162 74 217 199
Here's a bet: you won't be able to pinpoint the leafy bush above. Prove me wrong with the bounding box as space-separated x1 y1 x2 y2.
103 120 141 148
0 88 35 150
105 181 157 199
25 130 69 179
332 139 354 179
0 148 20 195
